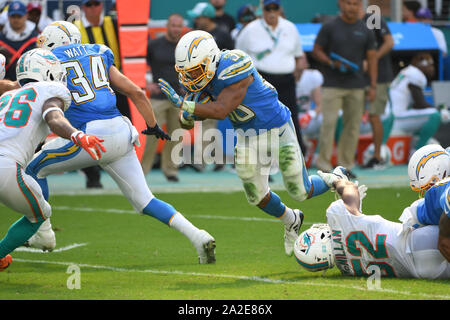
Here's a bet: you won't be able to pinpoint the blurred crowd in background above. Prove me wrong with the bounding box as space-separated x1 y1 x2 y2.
0 0 448 186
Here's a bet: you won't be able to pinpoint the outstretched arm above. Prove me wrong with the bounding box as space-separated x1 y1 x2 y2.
158 75 253 121
109 65 157 127
43 97 106 160
192 75 253 120
334 180 362 216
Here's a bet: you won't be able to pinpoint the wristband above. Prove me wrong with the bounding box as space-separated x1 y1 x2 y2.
70 130 83 144
181 100 196 114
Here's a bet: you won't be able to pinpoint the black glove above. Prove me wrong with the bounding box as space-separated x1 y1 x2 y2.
141 123 171 141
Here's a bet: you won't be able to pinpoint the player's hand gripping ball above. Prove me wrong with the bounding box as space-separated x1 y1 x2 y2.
179 91 211 130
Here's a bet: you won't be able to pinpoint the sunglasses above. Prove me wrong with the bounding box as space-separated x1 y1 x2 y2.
264 5 280 12
85 1 101 7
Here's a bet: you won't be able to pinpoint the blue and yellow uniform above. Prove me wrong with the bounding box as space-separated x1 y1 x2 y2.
417 178 450 225
199 49 291 132
52 43 120 129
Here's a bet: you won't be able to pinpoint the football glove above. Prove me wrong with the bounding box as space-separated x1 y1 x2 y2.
141 123 171 141
158 78 195 113
71 131 106 161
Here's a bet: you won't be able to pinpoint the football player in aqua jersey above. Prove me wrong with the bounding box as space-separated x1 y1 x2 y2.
0 49 105 271
158 30 345 256
25 22 216 265
399 144 450 261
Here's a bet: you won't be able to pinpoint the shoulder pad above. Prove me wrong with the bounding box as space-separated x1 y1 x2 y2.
217 50 253 81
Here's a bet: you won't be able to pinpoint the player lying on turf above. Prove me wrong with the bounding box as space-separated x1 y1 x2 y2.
0 48 106 271
399 144 450 262
158 30 344 256
294 178 450 279
25 22 216 264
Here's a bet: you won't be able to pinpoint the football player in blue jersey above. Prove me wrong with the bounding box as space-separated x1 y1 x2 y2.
400 144 450 261
24 22 216 264
158 30 346 256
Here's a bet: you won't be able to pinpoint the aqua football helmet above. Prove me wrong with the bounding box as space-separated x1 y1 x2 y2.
174 30 220 92
37 21 81 51
408 144 450 196
16 48 65 87
294 224 335 272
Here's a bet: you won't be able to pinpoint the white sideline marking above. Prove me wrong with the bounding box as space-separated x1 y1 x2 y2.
52 206 317 225
15 243 88 253
13 258 450 300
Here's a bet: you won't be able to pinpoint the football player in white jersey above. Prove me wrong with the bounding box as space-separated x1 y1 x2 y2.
384 52 449 154
0 48 106 271
26 22 216 265
294 177 450 278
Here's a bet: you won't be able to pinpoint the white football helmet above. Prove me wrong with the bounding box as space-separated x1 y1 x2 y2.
294 224 335 272
37 21 81 51
16 48 65 86
408 144 450 195
175 30 220 92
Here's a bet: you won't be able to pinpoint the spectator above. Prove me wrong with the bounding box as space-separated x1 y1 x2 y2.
312 0 377 178
296 67 324 140
187 2 234 50
27 1 52 33
384 52 448 155
403 0 421 21
187 2 233 171
210 0 235 34
235 0 308 155
140 13 184 182
0 1 37 81
73 0 129 188
417 0 450 20
361 9 394 169
231 4 257 41
416 7 448 56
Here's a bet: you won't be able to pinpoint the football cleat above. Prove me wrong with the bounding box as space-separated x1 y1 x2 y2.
284 209 304 256
193 230 216 264
25 227 56 252
0 254 12 271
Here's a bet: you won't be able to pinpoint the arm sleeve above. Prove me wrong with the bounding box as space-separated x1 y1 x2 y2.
98 44 115 68
408 83 434 109
365 28 377 51
314 23 330 48
380 18 391 37
218 50 254 86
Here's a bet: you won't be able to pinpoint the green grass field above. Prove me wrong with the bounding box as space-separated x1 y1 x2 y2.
0 187 449 300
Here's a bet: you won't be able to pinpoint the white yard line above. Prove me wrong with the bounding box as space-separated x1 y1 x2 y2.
12 258 450 300
52 206 317 225
15 243 88 253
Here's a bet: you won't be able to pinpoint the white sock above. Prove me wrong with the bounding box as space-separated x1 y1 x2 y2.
279 207 296 227
169 212 200 243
